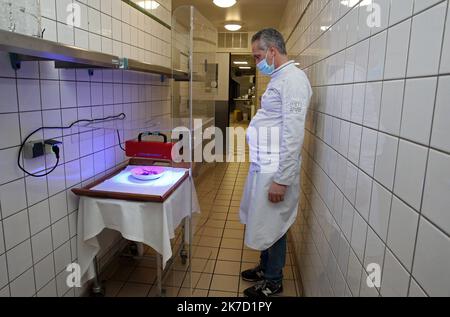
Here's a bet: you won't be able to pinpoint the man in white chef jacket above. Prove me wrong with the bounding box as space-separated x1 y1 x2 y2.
240 28 312 298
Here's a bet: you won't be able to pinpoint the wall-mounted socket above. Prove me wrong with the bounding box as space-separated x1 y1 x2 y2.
23 140 63 159
44 139 62 155
23 141 45 159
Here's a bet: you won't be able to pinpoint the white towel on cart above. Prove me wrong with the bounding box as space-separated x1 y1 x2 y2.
77 172 200 284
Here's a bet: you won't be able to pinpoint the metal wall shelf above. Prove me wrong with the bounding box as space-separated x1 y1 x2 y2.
120 58 189 81
0 29 189 80
172 69 191 81
0 29 121 70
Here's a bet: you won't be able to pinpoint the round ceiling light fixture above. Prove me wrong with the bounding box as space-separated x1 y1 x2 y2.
224 24 242 31
137 1 160 10
213 0 237 8
340 0 370 7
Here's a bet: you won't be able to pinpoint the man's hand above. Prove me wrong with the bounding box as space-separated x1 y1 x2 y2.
268 182 288 204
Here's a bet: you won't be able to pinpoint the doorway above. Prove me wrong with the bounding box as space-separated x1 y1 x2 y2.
229 54 256 126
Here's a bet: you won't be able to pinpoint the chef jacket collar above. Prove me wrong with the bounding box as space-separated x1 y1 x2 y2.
271 60 296 78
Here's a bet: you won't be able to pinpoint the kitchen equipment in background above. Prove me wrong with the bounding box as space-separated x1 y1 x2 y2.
205 62 219 92
125 132 178 161
234 109 243 122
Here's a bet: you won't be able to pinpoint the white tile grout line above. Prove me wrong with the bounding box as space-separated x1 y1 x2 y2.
355 0 391 297
0 0 171 297
285 0 315 44
376 0 411 296
406 0 450 298
0 61 170 297
2 63 21 296
307 107 450 161
292 0 448 72
303 125 450 242
299 138 435 297
48 0 172 38
299 164 373 296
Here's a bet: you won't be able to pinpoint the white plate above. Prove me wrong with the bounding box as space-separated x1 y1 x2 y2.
130 167 166 181
131 172 165 181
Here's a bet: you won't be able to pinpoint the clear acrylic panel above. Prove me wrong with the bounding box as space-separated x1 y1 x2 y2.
171 5 218 296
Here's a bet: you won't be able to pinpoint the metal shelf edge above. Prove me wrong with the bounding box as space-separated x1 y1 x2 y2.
0 30 193 79
121 58 190 80
0 29 121 69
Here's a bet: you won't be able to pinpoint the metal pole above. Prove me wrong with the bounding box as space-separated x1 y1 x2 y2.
156 254 163 297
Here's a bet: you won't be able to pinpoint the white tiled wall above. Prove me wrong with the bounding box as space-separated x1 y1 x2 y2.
39 0 171 67
0 0 172 297
285 0 450 296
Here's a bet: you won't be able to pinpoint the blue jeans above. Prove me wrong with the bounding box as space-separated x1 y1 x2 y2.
260 234 287 285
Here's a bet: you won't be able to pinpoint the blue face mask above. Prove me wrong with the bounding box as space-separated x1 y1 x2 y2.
257 51 275 76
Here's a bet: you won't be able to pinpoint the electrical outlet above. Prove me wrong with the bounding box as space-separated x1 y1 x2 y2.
44 139 63 155
23 140 45 159
44 143 53 155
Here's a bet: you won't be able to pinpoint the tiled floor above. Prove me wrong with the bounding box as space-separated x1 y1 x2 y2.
99 122 301 297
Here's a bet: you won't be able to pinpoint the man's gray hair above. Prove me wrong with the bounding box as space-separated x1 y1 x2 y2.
251 28 287 55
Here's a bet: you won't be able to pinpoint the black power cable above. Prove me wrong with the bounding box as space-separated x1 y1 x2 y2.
116 130 126 152
18 113 127 178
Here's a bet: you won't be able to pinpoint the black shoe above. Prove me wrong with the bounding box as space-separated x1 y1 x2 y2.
243 280 283 298
241 265 265 282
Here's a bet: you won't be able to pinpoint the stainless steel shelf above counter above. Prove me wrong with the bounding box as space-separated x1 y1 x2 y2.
0 29 121 70
173 69 191 81
120 57 188 81
0 29 190 79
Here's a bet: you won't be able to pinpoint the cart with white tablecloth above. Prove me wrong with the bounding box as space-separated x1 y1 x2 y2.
72 158 200 297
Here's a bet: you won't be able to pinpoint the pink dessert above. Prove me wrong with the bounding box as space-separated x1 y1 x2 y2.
131 166 165 176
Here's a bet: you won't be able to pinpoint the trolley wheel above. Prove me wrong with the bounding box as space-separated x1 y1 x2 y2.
91 286 105 297
180 250 188 265
129 243 139 256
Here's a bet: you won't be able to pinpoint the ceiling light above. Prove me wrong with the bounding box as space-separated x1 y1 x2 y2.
137 1 160 10
233 61 248 65
320 25 330 31
341 0 371 7
239 66 251 69
213 0 237 8
225 24 242 31
294 63 300 66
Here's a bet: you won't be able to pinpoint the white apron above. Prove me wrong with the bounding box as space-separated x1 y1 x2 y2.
240 61 312 251
240 164 301 251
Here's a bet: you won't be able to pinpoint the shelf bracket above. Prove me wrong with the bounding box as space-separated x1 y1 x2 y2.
88 69 94 76
9 53 52 71
9 53 21 70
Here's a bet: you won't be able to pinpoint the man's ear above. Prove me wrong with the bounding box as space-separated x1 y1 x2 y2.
270 46 278 58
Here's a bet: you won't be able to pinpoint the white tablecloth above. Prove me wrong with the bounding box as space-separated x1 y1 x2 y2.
77 174 200 284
